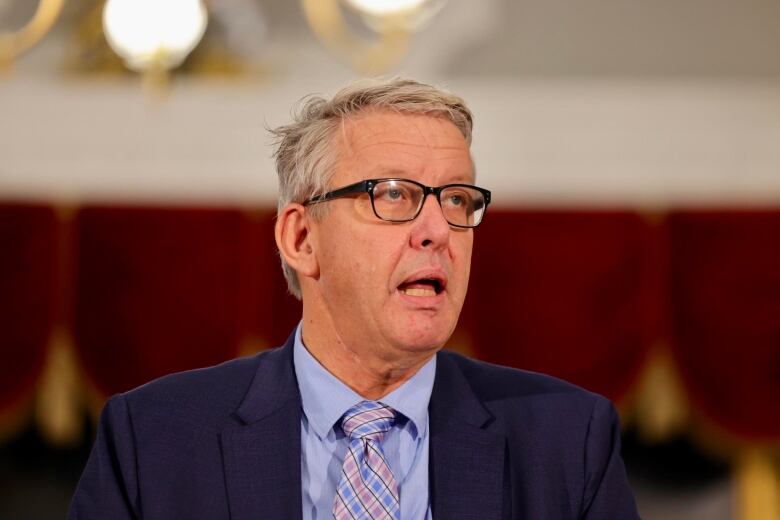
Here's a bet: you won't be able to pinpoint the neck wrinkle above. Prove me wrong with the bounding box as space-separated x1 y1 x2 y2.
299 292 435 399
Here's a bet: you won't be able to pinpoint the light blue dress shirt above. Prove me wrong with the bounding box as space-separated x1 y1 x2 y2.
293 324 435 520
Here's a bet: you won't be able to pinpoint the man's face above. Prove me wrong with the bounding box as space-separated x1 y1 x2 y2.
309 109 474 366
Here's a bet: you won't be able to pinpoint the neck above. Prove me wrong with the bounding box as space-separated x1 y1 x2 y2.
299 315 434 401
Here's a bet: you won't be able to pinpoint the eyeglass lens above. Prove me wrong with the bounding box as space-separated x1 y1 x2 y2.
371 180 485 227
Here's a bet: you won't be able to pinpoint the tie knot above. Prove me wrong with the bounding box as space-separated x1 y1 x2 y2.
340 400 396 443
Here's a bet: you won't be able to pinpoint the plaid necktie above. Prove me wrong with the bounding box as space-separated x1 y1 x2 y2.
333 400 400 520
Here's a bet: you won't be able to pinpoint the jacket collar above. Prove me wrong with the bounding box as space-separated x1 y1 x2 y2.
221 332 304 520
220 335 509 520
429 351 509 519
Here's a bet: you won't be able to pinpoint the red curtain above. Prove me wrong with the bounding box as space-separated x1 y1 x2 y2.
73 206 302 397
668 210 780 440
0 204 57 415
74 207 258 396
464 211 660 403
3 203 779 444
239 211 302 348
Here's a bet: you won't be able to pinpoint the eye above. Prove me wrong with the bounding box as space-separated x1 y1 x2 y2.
443 189 472 209
374 182 412 203
387 187 403 200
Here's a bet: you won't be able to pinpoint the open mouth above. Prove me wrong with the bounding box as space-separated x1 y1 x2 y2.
398 277 445 297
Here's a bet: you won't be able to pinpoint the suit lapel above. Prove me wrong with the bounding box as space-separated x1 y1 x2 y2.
221 337 304 520
429 352 507 520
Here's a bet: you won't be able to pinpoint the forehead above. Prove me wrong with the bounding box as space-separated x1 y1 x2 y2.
334 109 474 183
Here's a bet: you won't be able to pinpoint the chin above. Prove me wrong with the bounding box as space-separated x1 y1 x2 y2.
392 315 457 354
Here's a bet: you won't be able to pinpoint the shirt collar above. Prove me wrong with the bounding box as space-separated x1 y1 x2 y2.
293 322 436 440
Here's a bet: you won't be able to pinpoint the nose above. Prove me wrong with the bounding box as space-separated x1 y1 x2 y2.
409 194 451 250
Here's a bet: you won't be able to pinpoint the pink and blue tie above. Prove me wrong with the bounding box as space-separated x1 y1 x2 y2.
333 401 400 520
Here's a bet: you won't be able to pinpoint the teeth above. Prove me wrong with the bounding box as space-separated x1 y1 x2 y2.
402 287 436 297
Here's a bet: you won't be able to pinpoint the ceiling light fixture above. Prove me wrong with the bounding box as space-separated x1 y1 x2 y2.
102 0 208 73
302 0 448 74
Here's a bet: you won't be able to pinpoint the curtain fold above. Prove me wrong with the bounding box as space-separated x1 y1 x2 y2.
463 210 658 403
0 204 57 426
668 210 780 440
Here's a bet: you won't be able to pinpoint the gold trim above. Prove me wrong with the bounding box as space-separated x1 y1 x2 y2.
735 449 780 520
34 328 84 447
238 335 270 357
630 342 690 443
301 0 410 74
0 0 65 69
445 326 475 358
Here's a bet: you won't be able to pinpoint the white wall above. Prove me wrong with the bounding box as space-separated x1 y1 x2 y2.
1 0 779 208
2 74 779 208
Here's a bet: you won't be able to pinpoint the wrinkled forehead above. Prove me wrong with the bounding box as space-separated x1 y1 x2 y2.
334 109 475 181
337 109 469 149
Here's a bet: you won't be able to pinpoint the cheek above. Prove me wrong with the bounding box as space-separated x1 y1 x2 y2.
360 234 400 291
320 224 398 298
315 222 353 290
452 234 473 282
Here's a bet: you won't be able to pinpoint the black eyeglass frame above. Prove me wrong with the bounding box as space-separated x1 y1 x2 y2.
303 178 492 228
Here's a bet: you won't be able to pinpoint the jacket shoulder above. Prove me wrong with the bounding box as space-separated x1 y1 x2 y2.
439 349 603 406
436 348 616 442
119 348 276 430
435 353 638 517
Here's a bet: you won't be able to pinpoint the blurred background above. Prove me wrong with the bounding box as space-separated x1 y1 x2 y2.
1 0 779 518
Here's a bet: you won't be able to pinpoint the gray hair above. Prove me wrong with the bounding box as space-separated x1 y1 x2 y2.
269 77 474 299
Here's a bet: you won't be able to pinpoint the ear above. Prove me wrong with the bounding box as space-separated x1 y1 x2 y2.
275 203 320 281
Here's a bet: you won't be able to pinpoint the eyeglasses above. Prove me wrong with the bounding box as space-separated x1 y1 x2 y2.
304 178 491 228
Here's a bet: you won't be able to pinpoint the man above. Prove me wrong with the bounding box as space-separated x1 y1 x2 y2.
70 78 639 519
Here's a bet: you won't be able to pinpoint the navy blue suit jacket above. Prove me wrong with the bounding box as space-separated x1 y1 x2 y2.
70 333 639 519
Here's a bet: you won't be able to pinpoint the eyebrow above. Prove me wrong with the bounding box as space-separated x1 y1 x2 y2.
367 168 477 185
